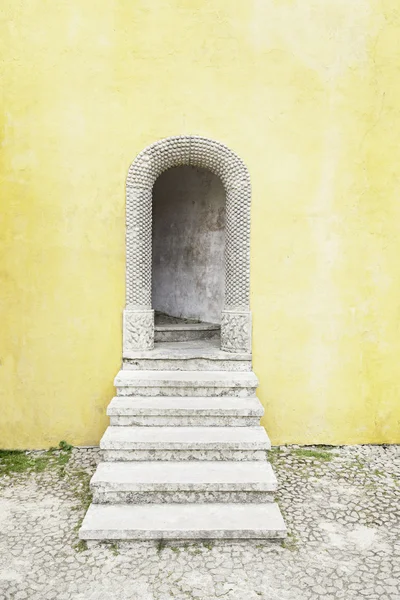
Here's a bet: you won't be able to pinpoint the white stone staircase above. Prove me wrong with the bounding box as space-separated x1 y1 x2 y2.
79 340 286 541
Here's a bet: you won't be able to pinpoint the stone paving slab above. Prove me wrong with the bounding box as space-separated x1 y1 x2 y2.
0 444 399 599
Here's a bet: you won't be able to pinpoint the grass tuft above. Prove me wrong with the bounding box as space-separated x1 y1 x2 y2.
202 540 214 550
73 539 88 553
281 531 299 552
291 448 333 461
0 441 73 477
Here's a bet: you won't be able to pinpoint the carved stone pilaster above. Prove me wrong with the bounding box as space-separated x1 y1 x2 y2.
123 309 154 354
221 310 252 353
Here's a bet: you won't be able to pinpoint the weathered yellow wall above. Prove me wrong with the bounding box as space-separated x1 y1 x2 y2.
1 0 399 448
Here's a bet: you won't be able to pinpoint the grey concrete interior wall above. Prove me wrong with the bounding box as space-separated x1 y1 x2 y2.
152 166 225 324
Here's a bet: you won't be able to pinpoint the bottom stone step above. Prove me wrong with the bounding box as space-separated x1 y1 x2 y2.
79 502 287 540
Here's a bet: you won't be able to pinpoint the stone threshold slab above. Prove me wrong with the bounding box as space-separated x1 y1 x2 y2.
123 339 252 361
114 370 259 387
155 323 220 332
79 502 287 540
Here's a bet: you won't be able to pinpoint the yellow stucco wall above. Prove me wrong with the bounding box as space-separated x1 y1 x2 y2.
1 0 400 448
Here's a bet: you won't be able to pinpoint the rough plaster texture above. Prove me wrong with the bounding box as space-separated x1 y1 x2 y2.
2 1 400 446
0 445 398 599
152 166 225 324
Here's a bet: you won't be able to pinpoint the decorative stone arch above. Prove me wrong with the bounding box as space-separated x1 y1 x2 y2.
123 135 252 354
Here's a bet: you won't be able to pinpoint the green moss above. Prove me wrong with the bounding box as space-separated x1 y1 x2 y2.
59 440 73 452
109 542 119 556
0 450 34 475
281 532 299 552
267 447 281 459
348 457 367 470
71 469 92 511
71 467 93 535
73 539 88 553
202 540 214 550
373 469 385 477
0 441 73 476
291 448 333 461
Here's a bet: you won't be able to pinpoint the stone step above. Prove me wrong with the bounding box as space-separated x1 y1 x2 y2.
123 340 252 371
154 322 220 343
100 426 270 461
79 502 287 541
114 370 259 397
91 461 277 504
107 396 263 426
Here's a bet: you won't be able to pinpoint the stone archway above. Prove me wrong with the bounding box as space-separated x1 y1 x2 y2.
123 135 252 354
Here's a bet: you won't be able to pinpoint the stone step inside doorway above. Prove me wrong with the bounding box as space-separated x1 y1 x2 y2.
154 313 220 343
155 322 220 343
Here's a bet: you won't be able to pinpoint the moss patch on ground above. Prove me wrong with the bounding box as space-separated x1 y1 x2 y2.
291 448 333 461
0 441 73 476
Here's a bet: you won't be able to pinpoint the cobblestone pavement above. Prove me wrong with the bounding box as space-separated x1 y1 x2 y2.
0 444 399 600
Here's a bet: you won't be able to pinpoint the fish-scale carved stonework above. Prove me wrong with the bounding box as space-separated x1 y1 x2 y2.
125 135 253 352
123 310 154 353
221 311 252 353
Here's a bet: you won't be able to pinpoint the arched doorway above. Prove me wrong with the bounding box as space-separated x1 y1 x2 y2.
123 135 252 354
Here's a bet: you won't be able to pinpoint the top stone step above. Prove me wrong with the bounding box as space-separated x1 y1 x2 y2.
114 370 259 397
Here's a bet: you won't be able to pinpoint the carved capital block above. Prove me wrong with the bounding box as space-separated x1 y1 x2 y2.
221 310 252 353
123 309 154 354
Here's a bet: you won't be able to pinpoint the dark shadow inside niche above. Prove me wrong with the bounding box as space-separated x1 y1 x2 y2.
152 165 225 324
